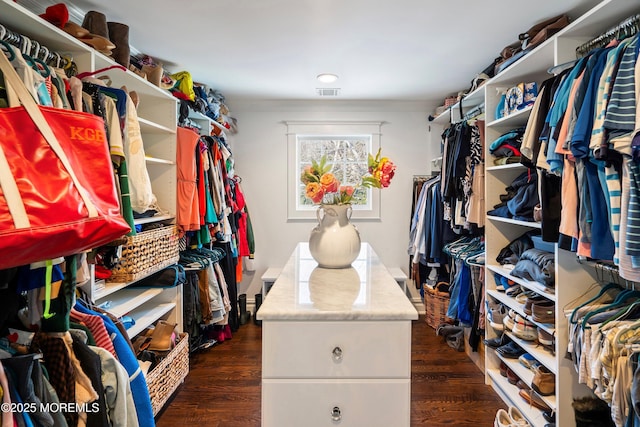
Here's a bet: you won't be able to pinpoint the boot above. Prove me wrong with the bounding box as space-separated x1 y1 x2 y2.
82 11 109 39
254 293 263 326
107 22 130 68
238 293 251 325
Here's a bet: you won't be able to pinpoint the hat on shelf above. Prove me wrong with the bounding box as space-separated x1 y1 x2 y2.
39 3 69 28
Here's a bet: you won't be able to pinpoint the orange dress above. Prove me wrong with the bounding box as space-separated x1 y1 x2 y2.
176 127 201 232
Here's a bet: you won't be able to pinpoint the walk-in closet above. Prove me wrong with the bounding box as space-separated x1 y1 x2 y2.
2 0 640 426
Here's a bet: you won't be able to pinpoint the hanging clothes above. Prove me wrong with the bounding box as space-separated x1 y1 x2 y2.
518 30 640 267
176 127 201 232
443 236 485 327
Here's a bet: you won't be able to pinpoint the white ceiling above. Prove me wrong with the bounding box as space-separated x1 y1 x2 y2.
27 0 600 106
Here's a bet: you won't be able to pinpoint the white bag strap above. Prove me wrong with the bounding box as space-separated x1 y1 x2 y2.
0 51 98 230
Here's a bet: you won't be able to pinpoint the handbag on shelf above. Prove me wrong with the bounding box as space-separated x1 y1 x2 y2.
0 50 131 270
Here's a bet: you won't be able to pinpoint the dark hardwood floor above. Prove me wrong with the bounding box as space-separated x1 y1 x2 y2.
155 317 505 427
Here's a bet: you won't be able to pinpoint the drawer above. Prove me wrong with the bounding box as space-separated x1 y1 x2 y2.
262 321 411 378
262 379 410 427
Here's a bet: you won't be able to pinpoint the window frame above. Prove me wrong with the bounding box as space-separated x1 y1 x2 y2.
286 121 383 221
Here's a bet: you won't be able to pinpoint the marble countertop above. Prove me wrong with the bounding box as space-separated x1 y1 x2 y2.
257 242 418 321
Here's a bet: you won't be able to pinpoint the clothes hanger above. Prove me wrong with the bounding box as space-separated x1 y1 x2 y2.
0 40 15 61
581 290 640 329
569 282 623 326
464 251 485 267
567 282 618 323
22 54 51 78
569 282 599 301
599 299 640 328
75 64 126 80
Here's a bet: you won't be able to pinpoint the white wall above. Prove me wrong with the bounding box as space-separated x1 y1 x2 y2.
230 100 440 302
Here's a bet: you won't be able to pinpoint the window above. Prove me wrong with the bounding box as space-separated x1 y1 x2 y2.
286 121 382 220
296 135 372 210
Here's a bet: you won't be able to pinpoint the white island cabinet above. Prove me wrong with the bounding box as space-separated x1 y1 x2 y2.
257 242 418 427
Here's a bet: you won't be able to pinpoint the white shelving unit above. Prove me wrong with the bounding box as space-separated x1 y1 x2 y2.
486 105 533 129
187 109 229 136
480 1 640 426
0 0 183 356
431 82 486 126
487 215 542 229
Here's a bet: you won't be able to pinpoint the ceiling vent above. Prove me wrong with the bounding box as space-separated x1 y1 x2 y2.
316 88 340 97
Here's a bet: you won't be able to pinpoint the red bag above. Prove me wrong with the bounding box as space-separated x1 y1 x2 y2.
0 50 131 270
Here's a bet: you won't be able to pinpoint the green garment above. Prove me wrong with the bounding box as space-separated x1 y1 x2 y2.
245 205 255 258
40 256 76 333
116 160 136 236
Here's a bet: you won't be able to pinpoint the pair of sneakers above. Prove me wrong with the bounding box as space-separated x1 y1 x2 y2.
494 407 530 427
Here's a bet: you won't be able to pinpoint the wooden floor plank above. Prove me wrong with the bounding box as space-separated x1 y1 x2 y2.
155 316 505 426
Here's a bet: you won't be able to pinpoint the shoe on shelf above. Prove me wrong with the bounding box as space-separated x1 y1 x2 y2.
518 353 540 370
494 273 511 291
523 294 547 315
506 368 520 385
532 300 556 324
503 309 517 331
509 406 531 426
515 292 529 304
516 379 529 390
519 388 551 411
488 304 507 331
497 341 526 359
512 315 538 341
537 328 555 354
542 410 556 422
531 365 555 396
494 409 513 427
506 284 522 298
484 333 511 349
500 361 508 377
484 336 503 349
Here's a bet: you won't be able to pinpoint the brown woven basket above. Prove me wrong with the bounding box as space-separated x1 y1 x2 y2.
108 225 180 282
146 332 189 415
443 96 458 108
424 282 451 329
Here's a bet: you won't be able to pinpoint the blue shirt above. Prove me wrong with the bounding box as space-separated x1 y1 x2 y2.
572 49 610 159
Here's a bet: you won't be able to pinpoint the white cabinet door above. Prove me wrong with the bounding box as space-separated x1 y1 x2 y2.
262 321 411 379
262 379 411 427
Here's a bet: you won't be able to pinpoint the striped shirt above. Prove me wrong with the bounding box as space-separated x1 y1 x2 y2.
604 161 622 264
631 43 640 159
604 35 639 133
625 159 640 261
619 159 640 282
70 308 117 358
590 40 631 152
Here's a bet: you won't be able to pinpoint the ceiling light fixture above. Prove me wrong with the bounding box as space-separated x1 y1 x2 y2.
317 73 339 83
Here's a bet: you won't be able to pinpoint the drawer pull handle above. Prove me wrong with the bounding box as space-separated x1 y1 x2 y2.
331 406 342 422
332 346 343 362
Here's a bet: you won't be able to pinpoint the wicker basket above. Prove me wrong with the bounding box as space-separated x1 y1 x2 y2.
146 332 189 415
443 96 458 108
424 282 451 329
108 225 180 282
